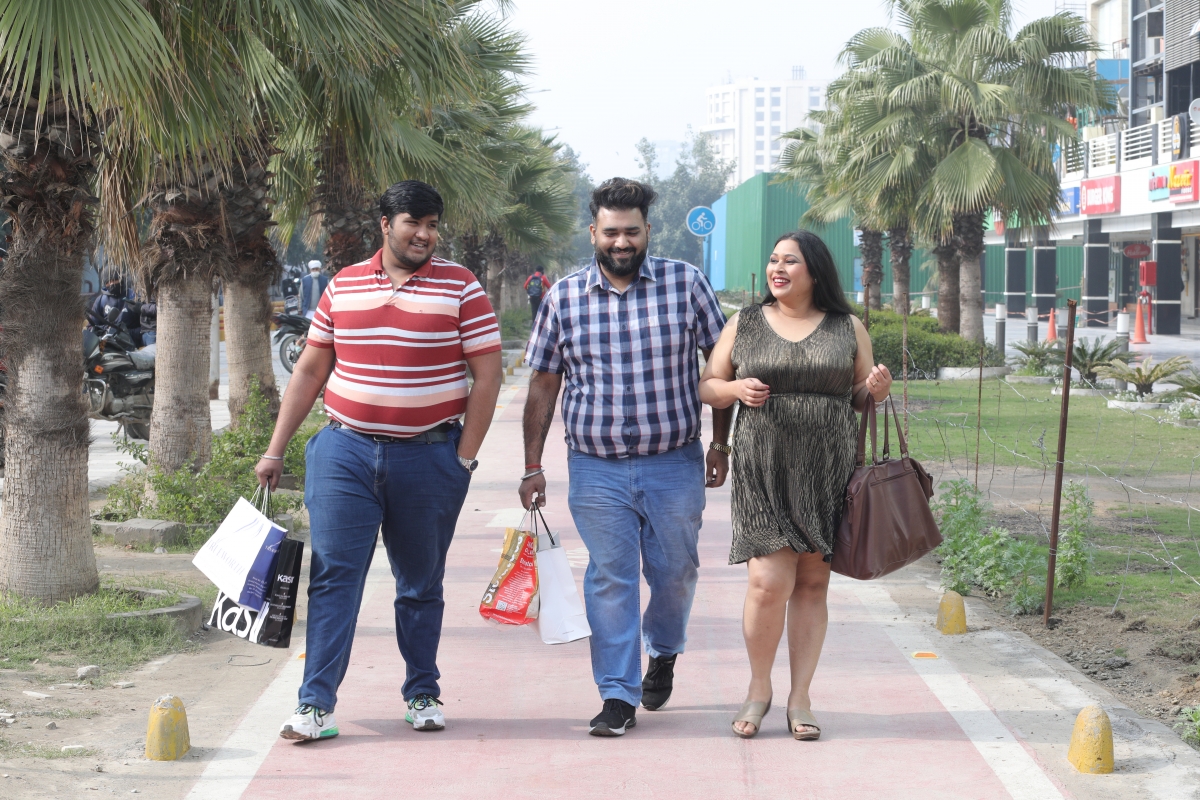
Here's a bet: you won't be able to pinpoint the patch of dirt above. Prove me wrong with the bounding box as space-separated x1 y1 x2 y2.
986 602 1200 730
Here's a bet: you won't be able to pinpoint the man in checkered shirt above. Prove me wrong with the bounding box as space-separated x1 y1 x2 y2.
520 178 733 737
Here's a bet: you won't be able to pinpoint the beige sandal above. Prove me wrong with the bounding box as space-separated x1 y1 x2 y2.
731 698 772 739
787 708 821 741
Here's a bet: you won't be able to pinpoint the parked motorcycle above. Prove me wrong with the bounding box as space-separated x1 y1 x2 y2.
84 305 155 440
273 312 310 374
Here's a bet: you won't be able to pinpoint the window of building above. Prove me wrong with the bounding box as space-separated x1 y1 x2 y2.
771 126 780 136
755 126 764 136
771 111 780 121
771 96 781 106
755 97 764 107
755 140 764 151
771 139 780 150
755 155 764 165
755 111 764 121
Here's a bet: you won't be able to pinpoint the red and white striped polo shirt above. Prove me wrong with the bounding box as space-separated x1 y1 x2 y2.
306 250 501 436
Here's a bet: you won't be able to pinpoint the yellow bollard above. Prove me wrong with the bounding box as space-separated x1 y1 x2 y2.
935 591 968 635
1067 705 1114 774
145 695 191 761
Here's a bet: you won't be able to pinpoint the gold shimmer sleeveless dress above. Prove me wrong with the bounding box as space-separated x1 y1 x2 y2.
729 304 858 564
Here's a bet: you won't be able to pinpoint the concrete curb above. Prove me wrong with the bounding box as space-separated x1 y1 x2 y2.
939 366 1012 380
107 587 204 637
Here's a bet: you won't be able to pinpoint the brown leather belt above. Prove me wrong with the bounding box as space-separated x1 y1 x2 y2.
328 419 453 443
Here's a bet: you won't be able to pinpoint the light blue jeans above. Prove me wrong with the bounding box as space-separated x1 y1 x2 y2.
566 439 706 706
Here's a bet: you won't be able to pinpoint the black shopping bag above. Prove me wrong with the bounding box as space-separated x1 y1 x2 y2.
207 537 304 648
254 538 305 648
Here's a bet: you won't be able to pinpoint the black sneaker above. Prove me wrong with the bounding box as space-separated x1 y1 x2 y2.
589 699 637 736
641 653 677 711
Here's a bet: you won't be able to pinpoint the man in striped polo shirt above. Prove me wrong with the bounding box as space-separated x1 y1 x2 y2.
256 180 502 741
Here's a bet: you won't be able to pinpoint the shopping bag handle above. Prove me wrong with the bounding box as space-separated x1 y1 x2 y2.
249 485 273 520
531 505 558 547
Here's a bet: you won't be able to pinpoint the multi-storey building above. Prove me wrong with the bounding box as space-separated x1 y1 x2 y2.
700 67 826 188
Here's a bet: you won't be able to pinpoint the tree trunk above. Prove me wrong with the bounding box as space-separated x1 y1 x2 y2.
0 88 99 601
933 238 961 333
224 279 277 423
457 231 488 285
150 276 214 471
222 141 280 425
484 233 506 314
955 213 986 343
317 135 380 273
860 229 884 311
888 226 913 317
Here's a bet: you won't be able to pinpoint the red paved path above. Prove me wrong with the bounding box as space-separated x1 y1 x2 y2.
242 390 1023 799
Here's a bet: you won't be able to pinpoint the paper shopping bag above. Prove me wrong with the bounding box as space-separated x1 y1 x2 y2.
208 590 265 641
532 530 591 644
254 538 305 648
479 520 540 625
192 492 287 610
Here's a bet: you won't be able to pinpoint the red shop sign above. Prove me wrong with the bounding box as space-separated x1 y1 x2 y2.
1169 160 1199 203
1081 176 1121 214
1123 242 1151 259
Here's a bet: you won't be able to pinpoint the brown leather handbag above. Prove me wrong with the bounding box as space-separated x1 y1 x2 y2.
830 393 941 580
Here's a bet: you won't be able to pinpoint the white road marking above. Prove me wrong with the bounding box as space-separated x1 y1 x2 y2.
847 580 1065 800
184 561 390 800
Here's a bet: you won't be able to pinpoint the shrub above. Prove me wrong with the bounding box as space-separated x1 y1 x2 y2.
973 527 1014 596
1176 706 1200 746
1056 481 1094 590
865 310 1003 378
1008 340 1062 377
102 386 321 527
1098 355 1193 398
1049 337 1132 384
933 480 988 594
1005 540 1044 616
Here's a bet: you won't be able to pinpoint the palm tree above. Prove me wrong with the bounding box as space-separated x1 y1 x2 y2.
1098 356 1193 398
841 0 1110 340
1050 336 1133 384
0 0 177 601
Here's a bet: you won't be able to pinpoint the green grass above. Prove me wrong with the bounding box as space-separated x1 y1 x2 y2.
0 579 202 673
900 379 1200 477
0 738 100 759
500 307 532 341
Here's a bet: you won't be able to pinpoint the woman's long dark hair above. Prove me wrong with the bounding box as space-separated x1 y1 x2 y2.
761 230 853 316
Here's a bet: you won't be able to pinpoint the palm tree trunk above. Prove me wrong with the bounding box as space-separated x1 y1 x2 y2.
933 238 961 333
457 232 488 284
860 229 884 311
151 275 214 470
484 233 506 314
223 143 280 424
955 213 986 343
888 226 914 316
317 135 380 273
0 90 99 601
224 279 277 422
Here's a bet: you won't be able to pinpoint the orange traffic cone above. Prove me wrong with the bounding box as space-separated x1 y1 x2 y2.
1046 307 1057 342
1131 297 1149 344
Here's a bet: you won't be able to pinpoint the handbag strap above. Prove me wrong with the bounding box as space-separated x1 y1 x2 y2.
532 504 558 547
884 395 909 458
855 387 878 467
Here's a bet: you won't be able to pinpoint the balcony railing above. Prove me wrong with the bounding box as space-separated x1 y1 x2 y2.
1059 117 1200 184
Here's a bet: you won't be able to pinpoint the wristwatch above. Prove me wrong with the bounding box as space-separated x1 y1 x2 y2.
457 454 479 473
709 442 732 455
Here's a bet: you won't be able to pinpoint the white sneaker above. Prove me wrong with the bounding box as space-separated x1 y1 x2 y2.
405 694 445 731
279 704 339 741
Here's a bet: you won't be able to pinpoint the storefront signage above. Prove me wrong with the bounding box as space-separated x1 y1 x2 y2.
1081 176 1121 214
1123 242 1151 259
1173 114 1190 161
1169 160 1199 203
1149 165 1170 201
1058 186 1080 215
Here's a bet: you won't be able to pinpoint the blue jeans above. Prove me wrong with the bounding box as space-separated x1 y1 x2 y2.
299 424 471 712
566 439 706 706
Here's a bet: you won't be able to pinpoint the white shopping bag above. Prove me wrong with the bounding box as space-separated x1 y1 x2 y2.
192 491 287 610
531 529 591 645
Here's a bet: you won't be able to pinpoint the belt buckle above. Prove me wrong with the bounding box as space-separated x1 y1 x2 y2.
371 433 394 443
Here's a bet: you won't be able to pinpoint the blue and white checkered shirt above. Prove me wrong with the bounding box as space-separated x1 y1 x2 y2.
525 255 726 457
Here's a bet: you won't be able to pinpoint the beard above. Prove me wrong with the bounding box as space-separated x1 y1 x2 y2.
596 244 647 277
388 231 432 270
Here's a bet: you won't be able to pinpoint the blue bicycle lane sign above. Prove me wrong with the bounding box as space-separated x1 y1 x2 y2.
686 206 715 237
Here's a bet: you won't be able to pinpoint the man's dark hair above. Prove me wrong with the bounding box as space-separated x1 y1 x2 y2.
379 180 444 223
589 178 657 221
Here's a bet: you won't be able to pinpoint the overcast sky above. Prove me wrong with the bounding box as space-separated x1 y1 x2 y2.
505 0 1066 181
